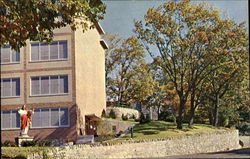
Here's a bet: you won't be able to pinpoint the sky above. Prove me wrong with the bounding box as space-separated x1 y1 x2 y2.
100 0 249 38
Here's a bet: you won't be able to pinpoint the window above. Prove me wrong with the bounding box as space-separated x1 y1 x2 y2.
31 41 67 62
31 108 69 128
0 46 20 64
1 78 20 98
31 75 68 96
1 110 20 130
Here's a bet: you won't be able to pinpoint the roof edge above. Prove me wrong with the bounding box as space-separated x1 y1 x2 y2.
95 23 105 35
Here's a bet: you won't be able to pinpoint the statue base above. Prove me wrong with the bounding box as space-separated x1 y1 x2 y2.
15 136 34 147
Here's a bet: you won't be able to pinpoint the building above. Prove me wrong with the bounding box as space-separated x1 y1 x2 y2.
1 24 108 143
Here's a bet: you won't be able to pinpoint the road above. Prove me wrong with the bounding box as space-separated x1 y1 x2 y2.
165 148 250 158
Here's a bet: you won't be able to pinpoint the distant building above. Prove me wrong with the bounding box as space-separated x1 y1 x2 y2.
1 23 108 143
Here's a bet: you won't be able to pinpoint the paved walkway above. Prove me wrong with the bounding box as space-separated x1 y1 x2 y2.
165 148 250 158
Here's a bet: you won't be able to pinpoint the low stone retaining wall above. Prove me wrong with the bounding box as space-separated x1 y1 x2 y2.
97 119 135 135
239 136 250 147
106 107 140 119
42 130 239 159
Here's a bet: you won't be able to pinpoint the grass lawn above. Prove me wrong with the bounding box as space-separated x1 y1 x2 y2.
1 146 50 159
104 121 228 144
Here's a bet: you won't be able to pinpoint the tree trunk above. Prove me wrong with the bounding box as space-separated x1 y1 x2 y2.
188 92 195 128
157 106 161 120
209 111 214 125
177 98 185 129
188 107 195 128
213 94 219 127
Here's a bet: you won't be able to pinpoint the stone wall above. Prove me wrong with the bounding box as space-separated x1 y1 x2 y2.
97 119 135 135
106 107 140 119
45 130 240 159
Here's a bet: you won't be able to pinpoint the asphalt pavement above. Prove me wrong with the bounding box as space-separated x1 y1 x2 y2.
165 148 250 158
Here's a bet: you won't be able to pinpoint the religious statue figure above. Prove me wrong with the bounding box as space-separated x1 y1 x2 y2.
18 105 34 137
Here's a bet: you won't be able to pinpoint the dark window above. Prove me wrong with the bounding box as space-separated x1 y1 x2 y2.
1 78 20 98
1 110 20 130
0 46 20 64
31 41 68 61
31 108 69 128
31 75 68 96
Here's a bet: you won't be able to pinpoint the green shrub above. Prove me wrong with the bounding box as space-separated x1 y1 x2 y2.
101 109 107 118
237 122 250 135
37 140 52 147
2 140 17 147
20 140 52 147
109 109 116 119
159 111 176 123
21 140 37 147
122 114 128 120
145 114 151 122
139 113 151 124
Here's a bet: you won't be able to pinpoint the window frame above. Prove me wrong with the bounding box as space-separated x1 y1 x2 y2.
30 75 69 97
30 40 68 62
0 78 21 98
30 107 70 129
1 110 21 130
0 46 20 65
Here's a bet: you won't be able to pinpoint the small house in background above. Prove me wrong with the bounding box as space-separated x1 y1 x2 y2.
1 23 108 143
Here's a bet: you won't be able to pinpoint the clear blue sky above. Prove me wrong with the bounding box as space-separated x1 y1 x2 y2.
100 0 249 38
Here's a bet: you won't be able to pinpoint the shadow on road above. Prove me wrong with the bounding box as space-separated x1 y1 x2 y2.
209 148 250 156
165 148 250 158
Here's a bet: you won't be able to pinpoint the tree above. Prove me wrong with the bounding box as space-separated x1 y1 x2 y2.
0 0 106 50
134 0 248 129
105 36 145 107
103 33 123 102
129 60 157 106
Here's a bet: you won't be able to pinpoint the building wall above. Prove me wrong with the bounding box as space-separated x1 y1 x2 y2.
1 24 106 141
1 104 77 142
1 26 78 142
74 26 106 133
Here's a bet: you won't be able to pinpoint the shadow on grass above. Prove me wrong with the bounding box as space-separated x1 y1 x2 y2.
14 155 26 159
142 131 160 135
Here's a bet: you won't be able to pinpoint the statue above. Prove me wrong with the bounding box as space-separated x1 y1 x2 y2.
18 105 34 137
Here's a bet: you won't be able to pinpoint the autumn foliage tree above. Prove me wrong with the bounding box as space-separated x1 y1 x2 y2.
105 36 148 107
0 0 106 50
134 0 248 129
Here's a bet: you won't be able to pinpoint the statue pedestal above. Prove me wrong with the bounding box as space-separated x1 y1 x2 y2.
15 136 34 147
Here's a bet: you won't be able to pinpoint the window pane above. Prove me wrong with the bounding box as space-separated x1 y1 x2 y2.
12 78 20 96
60 108 68 126
32 109 41 127
40 43 49 60
51 108 59 126
11 50 20 62
2 79 11 97
31 77 40 95
50 42 58 60
59 41 67 59
41 77 49 94
11 111 20 128
1 47 10 63
1 80 3 98
2 111 11 129
31 43 39 61
41 109 50 127
50 76 59 94
59 76 68 93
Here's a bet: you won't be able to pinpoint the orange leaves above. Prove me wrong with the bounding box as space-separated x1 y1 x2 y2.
227 31 236 37
196 31 208 43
